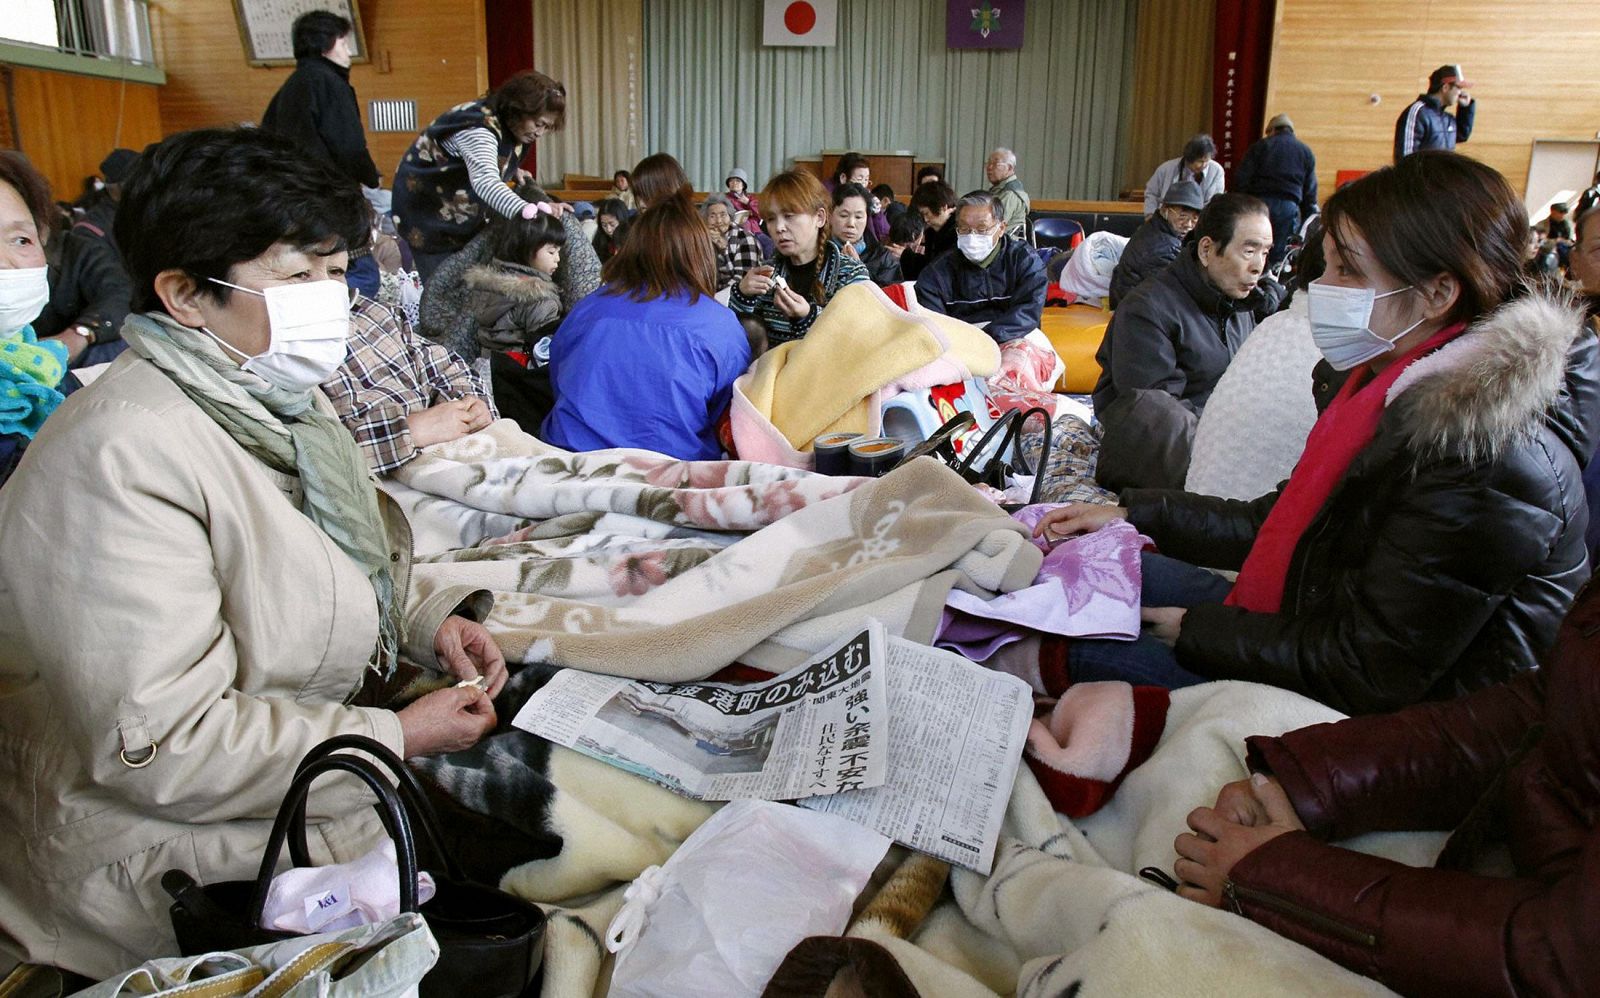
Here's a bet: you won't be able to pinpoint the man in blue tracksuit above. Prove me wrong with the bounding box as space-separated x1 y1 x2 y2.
913 191 1046 346
1394 64 1477 162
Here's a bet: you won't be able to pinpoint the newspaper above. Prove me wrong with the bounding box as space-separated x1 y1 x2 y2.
802 637 1033 874
511 626 889 802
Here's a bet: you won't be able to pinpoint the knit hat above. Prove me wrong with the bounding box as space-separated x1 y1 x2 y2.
1266 113 1293 132
727 167 750 187
1160 180 1205 212
99 148 140 184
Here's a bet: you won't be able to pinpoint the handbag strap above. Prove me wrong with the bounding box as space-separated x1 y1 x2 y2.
1014 407 1052 506
956 409 1021 483
249 754 420 929
287 734 466 883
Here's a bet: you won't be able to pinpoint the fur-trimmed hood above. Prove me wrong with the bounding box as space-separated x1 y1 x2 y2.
464 262 560 304
1385 292 1600 463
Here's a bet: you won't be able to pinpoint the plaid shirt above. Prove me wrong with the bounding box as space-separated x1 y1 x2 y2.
322 296 496 474
715 227 764 290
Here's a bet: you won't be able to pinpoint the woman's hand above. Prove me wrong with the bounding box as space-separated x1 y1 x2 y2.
1211 774 1286 827
739 265 776 298
839 241 861 261
396 686 496 757
406 399 490 448
1141 606 1187 647
773 285 811 318
433 616 508 697
1031 503 1128 542
1173 773 1305 906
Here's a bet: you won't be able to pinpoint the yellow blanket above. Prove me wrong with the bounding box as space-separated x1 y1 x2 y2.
736 282 999 452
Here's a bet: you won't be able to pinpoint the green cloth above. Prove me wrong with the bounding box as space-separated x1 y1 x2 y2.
0 325 68 439
120 312 400 675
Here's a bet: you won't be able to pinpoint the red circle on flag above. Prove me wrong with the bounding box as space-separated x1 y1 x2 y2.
784 1 817 35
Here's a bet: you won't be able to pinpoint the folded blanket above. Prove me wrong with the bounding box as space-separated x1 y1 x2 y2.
731 282 1000 467
390 424 1042 679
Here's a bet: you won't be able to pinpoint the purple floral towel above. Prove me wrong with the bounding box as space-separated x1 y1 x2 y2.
941 510 1149 644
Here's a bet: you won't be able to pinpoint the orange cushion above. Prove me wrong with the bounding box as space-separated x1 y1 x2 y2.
1042 307 1110 394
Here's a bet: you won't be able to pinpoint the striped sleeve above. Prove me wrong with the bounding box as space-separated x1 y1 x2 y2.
1398 100 1425 159
441 128 530 220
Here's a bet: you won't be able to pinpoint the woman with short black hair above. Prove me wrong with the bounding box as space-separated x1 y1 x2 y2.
0 127 506 974
392 69 570 280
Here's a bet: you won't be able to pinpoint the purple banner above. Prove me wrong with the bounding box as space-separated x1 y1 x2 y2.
948 0 1025 50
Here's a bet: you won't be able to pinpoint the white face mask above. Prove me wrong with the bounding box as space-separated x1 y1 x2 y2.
0 266 50 338
205 278 351 393
957 231 996 263
1306 281 1424 371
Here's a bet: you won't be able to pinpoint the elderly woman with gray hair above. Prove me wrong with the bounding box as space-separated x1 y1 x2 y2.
701 192 762 291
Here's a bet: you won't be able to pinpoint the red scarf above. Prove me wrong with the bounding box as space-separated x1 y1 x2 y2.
1226 322 1467 613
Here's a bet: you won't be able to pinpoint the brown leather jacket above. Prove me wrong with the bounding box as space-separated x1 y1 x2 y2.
1226 579 1600 996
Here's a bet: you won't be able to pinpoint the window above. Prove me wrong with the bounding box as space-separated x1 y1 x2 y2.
1 0 155 67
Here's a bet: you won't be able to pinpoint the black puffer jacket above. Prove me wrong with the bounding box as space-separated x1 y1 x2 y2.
1124 294 1600 714
1107 211 1181 309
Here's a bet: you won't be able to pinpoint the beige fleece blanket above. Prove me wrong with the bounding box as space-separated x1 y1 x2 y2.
385 421 1042 679
489 682 1441 997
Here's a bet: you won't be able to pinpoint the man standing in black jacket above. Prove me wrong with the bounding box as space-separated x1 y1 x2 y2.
1092 193 1278 491
1235 114 1318 268
261 11 380 190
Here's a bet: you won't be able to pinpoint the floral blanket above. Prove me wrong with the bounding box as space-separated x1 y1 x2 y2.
387 421 1043 679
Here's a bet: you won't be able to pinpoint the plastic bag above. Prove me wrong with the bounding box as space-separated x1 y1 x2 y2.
605 800 890 998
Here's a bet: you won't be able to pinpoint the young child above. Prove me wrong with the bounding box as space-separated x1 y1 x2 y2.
465 211 566 355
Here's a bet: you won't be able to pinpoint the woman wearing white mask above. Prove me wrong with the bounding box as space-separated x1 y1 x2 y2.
1033 151 1600 717
730 170 868 346
0 128 508 976
0 152 79 487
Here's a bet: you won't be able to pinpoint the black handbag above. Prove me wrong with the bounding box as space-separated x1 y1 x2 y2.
164 735 545 997
900 407 1051 510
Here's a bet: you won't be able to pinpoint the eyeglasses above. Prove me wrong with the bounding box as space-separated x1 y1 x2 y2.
954 225 996 237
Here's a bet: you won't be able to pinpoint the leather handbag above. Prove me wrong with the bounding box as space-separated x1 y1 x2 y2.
901 407 1051 510
164 735 545 997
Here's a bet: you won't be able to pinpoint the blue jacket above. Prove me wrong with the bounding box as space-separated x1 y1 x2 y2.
913 236 1046 345
1394 93 1475 161
541 288 751 460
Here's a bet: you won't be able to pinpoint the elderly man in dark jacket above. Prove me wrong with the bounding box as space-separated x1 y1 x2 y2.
1093 193 1279 490
1236 114 1318 267
1108 179 1203 309
914 191 1046 345
261 10 380 189
1172 574 1600 996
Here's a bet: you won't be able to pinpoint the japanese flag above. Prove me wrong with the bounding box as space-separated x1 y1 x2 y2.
763 0 837 46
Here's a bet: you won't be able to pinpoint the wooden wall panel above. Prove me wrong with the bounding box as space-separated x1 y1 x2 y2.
4 66 163 200
152 0 489 182
1263 0 1600 201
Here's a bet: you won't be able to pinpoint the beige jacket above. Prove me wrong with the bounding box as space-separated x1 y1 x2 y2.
0 353 479 976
